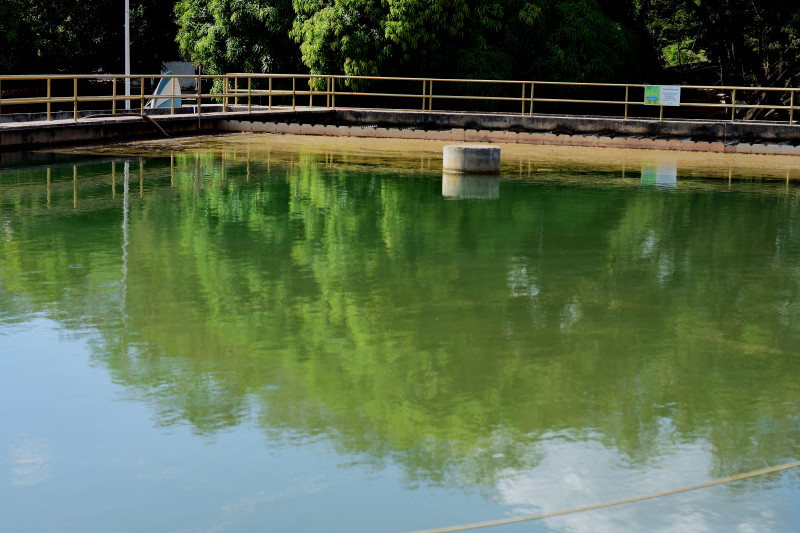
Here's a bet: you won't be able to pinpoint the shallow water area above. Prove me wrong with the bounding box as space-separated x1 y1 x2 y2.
2 134 800 532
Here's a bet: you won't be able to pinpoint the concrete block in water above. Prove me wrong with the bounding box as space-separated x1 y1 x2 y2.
443 145 500 173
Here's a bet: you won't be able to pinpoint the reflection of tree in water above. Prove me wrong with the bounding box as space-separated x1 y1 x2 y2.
2 149 800 490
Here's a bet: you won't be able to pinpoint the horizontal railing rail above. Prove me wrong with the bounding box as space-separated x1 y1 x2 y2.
0 73 798 125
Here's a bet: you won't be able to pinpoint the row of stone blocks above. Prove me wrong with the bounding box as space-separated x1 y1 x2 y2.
217 120 800 156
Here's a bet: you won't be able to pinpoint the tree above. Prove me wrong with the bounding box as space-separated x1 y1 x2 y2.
291 0 654 83
0 0 180 75
634 0 800 87
290 0 389 81
0 0 32 74
175 0 301 75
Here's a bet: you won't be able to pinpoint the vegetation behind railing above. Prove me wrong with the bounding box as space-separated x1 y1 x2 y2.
1 73 798 125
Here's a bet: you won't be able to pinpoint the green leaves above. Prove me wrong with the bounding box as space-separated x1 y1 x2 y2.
3 0 651 84
175 0 300 75
634 0 800 86
1 0 180 74
287 0 646 81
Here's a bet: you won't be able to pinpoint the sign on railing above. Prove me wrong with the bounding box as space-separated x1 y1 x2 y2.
644 85 681 106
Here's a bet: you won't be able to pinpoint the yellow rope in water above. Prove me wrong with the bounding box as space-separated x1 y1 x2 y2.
408 460 800 533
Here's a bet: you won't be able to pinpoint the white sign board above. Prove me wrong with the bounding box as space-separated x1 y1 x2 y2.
660 86 681 107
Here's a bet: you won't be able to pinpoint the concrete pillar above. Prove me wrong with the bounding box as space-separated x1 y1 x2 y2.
443 145 500 173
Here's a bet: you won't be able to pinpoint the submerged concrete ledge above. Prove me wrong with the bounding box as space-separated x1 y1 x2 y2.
3 106 800 155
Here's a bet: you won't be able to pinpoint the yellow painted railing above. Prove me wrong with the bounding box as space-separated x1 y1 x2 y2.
1 73 799 125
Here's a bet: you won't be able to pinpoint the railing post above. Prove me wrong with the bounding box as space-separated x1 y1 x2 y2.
292 77 296 111
521 82 526 115
326 77 330 108
731 89 736 122
659 104 663 121
248 77 252 113
234 76 238 106
223 76 228 112
428 80 433 112
140 77 145 115
111 77 116 116
422 80 427 111
73 77 78 122
790 90 795 125
332 77 336 109
309 77 313 108
529 82 535 116
624 85 629 119
0 79 3 119
197 73 203 116
47 79 53 120
269 76 273 110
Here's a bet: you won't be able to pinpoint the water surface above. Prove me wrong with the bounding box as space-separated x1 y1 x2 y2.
1 136 799 532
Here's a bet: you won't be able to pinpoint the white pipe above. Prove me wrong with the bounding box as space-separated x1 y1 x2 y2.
124 0 131 110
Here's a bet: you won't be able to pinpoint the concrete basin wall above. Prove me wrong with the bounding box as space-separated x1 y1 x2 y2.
3 106 800 155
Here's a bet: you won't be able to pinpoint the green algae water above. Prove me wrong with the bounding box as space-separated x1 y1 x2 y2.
1 136 799 533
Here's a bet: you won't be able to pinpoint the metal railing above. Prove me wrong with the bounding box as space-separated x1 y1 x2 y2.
1 73 799 125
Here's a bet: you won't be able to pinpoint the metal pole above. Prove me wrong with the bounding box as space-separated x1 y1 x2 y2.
292 77 296 111
248 77 252 113
422 80 426 111
111 78 116 115
790 90 795 125
47 79 52 120
269 77 272 110
73 78 78 122
731 89 736 122
197 66 202 116
125 0 131 110
428 81 433 112
521 82 525 115
529 82 534 116
624 86 629 119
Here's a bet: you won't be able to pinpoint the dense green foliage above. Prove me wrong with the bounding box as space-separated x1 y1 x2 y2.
289 0 649 82
172 0 800 87
174 0 301 75
3 0 799 90
634 0 800 86
0 0 179 75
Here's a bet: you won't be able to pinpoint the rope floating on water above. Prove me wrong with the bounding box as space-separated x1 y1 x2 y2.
407 460 800 533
